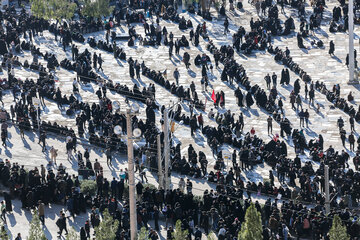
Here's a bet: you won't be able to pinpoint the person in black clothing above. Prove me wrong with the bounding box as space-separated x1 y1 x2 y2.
350 116 355 132
190 115 197 136
224 18 229 35
1 130 6 147
106 148 112 166
267 116 272 134
278 98 284 114
329 40 335 56
340 128 347 147
56 212 68 236
175 39 180 55
15 233 22 240
154 206 160 231
98 53 103 71
169 40 173 59
38 131 46 152
93 52 97 69
349 132 356 151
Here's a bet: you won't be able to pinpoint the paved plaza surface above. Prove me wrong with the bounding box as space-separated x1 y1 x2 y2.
0 0 359 239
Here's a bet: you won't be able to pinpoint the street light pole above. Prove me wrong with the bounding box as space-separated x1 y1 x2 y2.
324 165 330 214
349 0 355 83
164 108 171 190
126 109 137 240
157 134 163 189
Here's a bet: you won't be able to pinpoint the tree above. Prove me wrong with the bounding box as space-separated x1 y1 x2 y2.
28 209 47 240
95 208 119 240
173 220 188 240
0 224 9 240
30 0 48 19
81 0 114 19
30 0 76 21
137 227 148 240
329 215 350 240
207 232 216 240
66 227 78 240
238 203 262 240
80 179 97 196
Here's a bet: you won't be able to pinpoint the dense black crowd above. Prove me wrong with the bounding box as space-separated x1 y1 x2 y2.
0 0 359 239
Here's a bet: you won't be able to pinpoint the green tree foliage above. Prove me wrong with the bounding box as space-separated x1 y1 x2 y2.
81 0 114 19
238 203 262 240
0 224 9 240
28 210 47 240
173 220 188 240
137 227 148 240
80 179 97 196
30 0 76 21
95 208 119 240
30 0 47 19
207 232 216 240
329 215 350 240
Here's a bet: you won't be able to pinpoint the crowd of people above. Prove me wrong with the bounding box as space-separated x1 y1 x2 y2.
0 0 358 239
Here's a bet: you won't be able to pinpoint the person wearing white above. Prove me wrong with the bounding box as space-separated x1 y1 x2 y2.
218 226 226 237
178 178 185 192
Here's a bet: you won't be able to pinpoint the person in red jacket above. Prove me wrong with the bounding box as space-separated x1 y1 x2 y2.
250 127 255 136
198 113 204 130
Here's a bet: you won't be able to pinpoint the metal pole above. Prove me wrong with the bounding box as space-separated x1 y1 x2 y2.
324 165 330 214
37 107 40 136
157 134 163 189
126 109 137 240
164 108 170 190
349 0 355 82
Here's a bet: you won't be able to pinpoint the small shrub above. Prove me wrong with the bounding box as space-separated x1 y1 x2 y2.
80 180 97 196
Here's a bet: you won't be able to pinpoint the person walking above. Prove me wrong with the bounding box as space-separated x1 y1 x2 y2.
39 131 46 152
175 39 180 55
340 128 347 148
349 132 355 151
169 40 173 59
56 212 68 236
290 92 296 110
350 116 355 132
296 94 302 111
93 52 97 69
299 109 305 128
50 146 58 165
224 18 229 35
309 88 315 105
272 72 277 87
267 116 273 134
198 113 204 130
173 68 180 86
186 179 193 194
304 109 310 128
38 200 45 225
190 115 197 136
98 53 103 71
329 40 335 56
1 130 6 147
264 74 271 89
278 98 284 114
40 165 46 183
106 148 112 166
139 165 148 183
